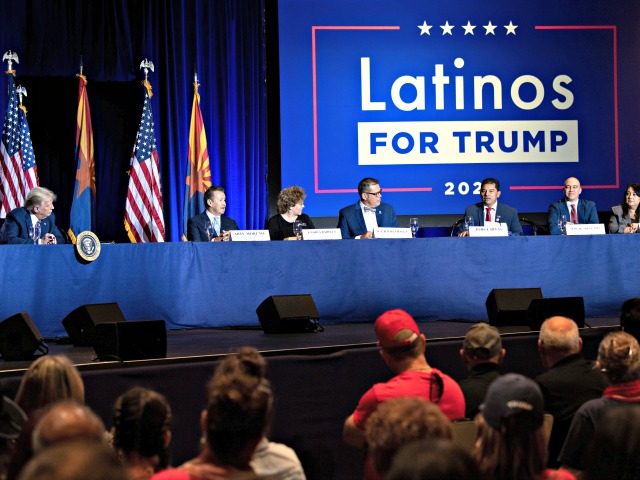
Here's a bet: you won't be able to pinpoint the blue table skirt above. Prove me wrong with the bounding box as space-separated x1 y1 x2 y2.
0 235 628 337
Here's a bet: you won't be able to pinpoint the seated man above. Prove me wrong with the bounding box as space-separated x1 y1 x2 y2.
343 309 465 448
187 186 239 242
460 177 522 236
0 186 65 244
548 177 599 234
458 322 505 419
337 177 398 239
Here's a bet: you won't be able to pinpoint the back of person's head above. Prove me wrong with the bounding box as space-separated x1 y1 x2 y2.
583 405 640 480
621 298 640 341
475 374 546 480
15 356 85 417
365 397 453 477
32 401 105 453
385 438 481 480
462 323 503 362
205 348 273 469
17 439 128 480
374 309 425 361
538 316 581 355
112 387 171 467
596 331 640 383
0 395 27 480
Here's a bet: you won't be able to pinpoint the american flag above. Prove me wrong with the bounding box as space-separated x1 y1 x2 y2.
0 75 38 218
124 89 165 242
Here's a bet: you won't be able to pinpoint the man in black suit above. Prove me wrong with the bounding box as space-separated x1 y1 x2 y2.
187 186 238 242
535 316 608 467
460 177 523 236
0 186 65 244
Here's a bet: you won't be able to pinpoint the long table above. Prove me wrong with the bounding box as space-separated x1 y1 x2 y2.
0 235 629 338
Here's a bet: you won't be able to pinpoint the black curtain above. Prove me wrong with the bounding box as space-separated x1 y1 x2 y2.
0 0 267 241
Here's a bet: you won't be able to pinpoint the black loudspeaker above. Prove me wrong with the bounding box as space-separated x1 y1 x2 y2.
486 288 543 326
256 295 321 333
0 312 45 361
62 303 126 346
527 297 586 330
93 320 167 361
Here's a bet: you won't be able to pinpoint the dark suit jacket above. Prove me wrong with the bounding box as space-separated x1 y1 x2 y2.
337 202 398 239
547 198 599 235
0 207 65 244
187 211 239 241
464 202 523 235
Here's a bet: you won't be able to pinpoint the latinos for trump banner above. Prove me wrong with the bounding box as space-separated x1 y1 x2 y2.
278 0 640 216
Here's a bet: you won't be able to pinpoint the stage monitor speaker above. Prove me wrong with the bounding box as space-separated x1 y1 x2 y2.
0 312 45 361
527 297 585 330
486 288 543 327
62 303 126 346
256 294 321 333
93 320 167 361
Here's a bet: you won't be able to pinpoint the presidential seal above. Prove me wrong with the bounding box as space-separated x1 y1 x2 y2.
76 231 101 262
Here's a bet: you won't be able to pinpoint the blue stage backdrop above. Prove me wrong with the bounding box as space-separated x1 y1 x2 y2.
278 0 640 217
0 0 267 242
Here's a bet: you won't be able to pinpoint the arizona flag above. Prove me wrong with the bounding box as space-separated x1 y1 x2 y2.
68 74 95 243
124 81 165 242
182 77 212 239
0 74 38 218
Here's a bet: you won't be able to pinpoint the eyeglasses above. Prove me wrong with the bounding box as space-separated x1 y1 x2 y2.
366 190 382 197
564 185 580 190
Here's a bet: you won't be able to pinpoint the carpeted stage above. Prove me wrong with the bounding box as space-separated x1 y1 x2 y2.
0 318 619 480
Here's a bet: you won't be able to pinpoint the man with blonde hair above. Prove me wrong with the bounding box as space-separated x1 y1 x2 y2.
0 186 64 244
535 316 608 467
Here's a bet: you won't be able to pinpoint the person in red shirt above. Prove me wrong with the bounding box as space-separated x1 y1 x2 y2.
343 309 465 448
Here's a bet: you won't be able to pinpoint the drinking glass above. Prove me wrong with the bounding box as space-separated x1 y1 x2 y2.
464 216 474 231
293 220 303 240
557 214 567 235
409 217 419 238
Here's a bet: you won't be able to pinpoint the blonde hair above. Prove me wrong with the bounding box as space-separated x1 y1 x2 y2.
277 186 305 214
15 355 85 417
596 331 640 383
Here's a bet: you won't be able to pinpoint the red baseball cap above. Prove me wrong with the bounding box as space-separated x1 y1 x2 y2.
374 309 420 348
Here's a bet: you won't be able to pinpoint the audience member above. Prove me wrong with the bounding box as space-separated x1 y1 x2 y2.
547 177 599 234
187 186 238 242
559 331 640 472
608 183 640 233
14 355 84 418
475 373 575 480
460 177 522 236
267 186 315 240
337 177 398 239
17 440 128 480
582 405 640 480
459 322 505 418
535 316 608 467
112 387 172 480
208 347 305 480
0 187 65 244
620 297 640 341
385 438 481 480
31 401 105 453
0 395 27 480
364 397 453 480
343 309 465 448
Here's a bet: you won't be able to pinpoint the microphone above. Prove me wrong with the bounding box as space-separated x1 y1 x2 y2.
450 217 465 237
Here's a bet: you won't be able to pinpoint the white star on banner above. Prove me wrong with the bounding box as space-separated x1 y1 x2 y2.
483 21 497 35
418 20 432 36
462 21 476 35
504 21 518 35
440 21 454 36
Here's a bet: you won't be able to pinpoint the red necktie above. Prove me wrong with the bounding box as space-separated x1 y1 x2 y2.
485 207 492 222
570 204 578 224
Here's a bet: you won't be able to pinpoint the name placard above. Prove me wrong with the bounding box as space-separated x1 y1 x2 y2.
302 228 342 240
374 227 412 239
469 224 509 237
566 223 606 236
229 230 271 242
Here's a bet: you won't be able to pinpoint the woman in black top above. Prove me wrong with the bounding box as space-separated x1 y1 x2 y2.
267 186 315 240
